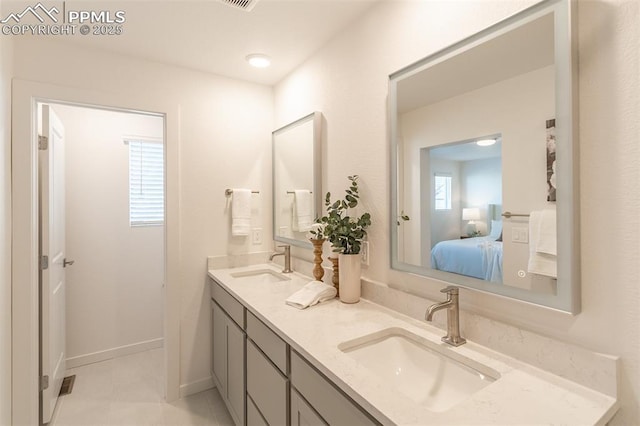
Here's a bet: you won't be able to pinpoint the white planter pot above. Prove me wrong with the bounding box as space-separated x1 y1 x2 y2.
338 253 361 303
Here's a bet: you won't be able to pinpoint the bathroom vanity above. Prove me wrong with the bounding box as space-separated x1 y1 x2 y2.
208 264 618 425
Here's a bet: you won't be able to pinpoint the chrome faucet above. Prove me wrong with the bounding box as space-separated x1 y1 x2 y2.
269 245 292 273
425 286 466 346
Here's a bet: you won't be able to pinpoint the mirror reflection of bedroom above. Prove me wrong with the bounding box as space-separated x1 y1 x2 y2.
427 137 503 283
394 12 558 296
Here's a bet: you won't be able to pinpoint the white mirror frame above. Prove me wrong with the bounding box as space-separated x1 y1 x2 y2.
389 0 580 313
272 112 322 249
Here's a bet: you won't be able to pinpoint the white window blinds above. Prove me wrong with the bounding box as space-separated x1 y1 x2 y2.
128 139 164 226
434 174 452 210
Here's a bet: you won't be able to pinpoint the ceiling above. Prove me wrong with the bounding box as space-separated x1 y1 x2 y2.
14 0 379 86
430 139 502 162
397 12 554 113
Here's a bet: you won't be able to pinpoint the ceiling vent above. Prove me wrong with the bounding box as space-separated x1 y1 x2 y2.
216 0 260 12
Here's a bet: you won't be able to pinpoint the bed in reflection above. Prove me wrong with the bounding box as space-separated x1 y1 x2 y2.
431 205 503 283
431 236 503 283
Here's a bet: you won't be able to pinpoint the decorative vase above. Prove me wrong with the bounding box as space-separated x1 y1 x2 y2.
338 253 361 303
310 238 325 281
329 256 339 296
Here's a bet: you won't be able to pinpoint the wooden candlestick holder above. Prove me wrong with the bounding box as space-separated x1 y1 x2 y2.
329 256 339 296
310 238 325 281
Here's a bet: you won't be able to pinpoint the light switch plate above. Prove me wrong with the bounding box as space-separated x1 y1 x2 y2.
361 241 369 265
252 228 262 245
511 227 529 244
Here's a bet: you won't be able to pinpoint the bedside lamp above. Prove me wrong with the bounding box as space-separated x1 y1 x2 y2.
462 207 480 236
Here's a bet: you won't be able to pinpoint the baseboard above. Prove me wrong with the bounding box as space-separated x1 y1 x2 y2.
179 376 215 398
66 338 164 369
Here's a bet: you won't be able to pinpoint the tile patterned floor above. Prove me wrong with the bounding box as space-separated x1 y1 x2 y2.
51 349 234 426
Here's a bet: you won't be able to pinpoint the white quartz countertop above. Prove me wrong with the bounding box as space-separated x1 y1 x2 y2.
208 264 618 425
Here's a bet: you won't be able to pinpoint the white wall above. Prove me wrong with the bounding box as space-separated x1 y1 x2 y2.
12 37 274 392
461 157 502 215
53 105 164 365
275 0 639 423
0 15 13 424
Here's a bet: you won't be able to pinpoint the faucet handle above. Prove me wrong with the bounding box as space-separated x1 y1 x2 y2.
440 286 459 295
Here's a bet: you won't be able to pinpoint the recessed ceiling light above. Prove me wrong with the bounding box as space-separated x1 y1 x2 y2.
476 139 496 147
246 54 271 68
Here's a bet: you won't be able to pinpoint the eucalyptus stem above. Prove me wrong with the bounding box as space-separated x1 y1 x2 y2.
313 175 372 255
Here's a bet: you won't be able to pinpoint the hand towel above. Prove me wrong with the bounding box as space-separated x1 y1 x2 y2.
292 190 312 232
535 209 557 255
231 189 251 236
527 210 557 278
285 281 337 310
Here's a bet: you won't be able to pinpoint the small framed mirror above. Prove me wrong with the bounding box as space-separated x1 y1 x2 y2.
389 0 579 312
273 112 322 249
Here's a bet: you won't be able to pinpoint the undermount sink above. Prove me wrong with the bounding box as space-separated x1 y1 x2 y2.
338 328 499 412
229 269 291 283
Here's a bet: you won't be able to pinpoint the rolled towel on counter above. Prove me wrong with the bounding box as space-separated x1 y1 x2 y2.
231 188 251 236
292 189 312 232
285 281 337 310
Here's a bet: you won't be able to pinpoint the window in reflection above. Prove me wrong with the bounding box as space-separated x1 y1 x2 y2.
434 174 452 210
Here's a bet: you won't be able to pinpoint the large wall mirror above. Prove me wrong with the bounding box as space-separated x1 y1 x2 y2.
389 0 580 313
273 112 322 249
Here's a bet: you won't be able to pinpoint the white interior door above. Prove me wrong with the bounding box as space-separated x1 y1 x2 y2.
40 104 67 424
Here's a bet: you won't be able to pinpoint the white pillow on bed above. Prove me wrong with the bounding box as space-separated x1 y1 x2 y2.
489 220 503 239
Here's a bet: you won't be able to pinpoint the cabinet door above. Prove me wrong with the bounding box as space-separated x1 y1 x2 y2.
247 396 269 426
291 389 327 426
291 351 376 426
247 340 288 426
227 319 246 426
211 300 227 392
212 300 246 426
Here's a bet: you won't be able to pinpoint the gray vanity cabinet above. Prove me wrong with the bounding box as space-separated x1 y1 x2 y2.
247 396 269 426
211 282 246 426
246 311 289 425
291 389 327 426
291 351 378 426
209 276 378 426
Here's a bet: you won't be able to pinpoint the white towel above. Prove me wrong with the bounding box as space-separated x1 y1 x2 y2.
231 189 251 236
285 281 337 310
292 190 312 232
536 209 557 255
527 210 557 278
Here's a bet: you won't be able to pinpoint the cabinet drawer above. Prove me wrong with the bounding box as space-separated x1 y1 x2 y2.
291 351 377 426
247 311 288 374
247 340 288 426
211 279 245 328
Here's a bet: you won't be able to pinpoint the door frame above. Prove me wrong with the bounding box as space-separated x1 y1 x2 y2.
11 79 181 425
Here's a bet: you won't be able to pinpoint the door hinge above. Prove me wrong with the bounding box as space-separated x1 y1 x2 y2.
40 375 49 391
38 135 48 150
40 255 49 271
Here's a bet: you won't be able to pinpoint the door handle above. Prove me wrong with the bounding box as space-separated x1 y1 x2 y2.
63 258 75 268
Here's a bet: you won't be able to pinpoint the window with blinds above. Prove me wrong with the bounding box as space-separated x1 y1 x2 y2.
434 173 452 211
128 139 164 226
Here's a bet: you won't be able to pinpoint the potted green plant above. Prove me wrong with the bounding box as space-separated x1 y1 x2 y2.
314 175 371 303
